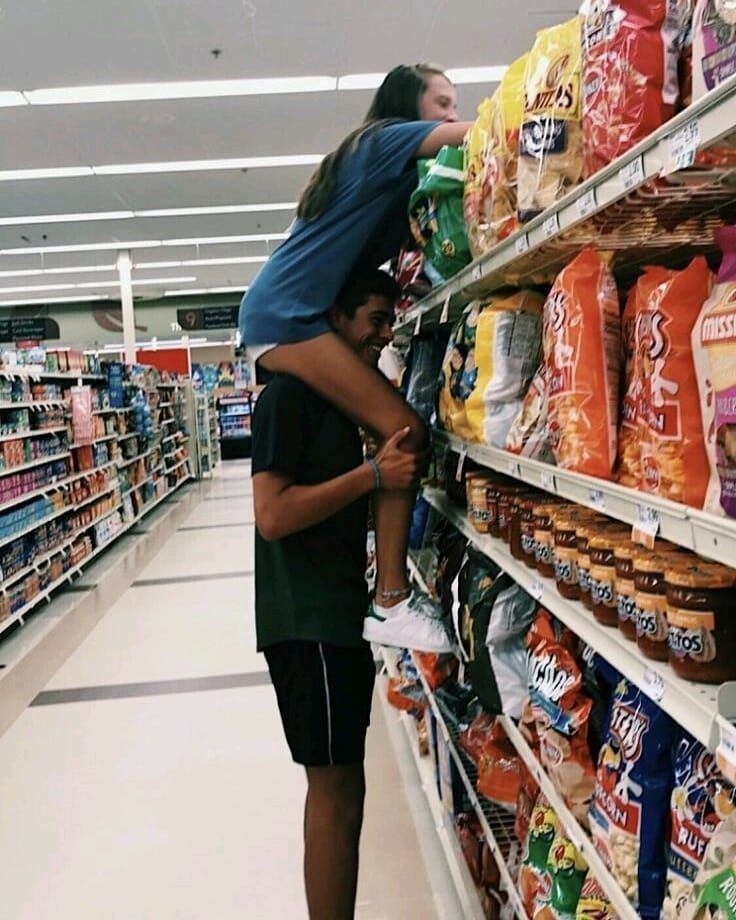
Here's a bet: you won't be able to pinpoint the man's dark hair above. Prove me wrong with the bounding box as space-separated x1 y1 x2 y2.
333 269 401 319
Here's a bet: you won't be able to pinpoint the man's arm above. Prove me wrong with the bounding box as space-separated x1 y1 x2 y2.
254 427 419 541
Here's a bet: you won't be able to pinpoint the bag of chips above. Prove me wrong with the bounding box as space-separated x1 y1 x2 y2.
438 303 482 440
663 733 736 919
534 836 589 919
459 710 496 766
581 0 684 177
681 810 736 919
544 247 621 480
520 794 561 915
693 226 736 519
519 17 584 222
638 256 713 507
575 876 616 919
506 364 556 463
413 652 457 691
476 720 524 809
693 0 736 97
589 678 678 919
464 96 496 259
618 267 675 489
409 145 472 282
465 290 545 448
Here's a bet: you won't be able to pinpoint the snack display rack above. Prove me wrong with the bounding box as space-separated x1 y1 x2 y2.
194 393 220 479
217 390 254 461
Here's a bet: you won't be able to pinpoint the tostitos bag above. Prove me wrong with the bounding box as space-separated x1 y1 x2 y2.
518 17 584 222
544 248 621 480
638 257 712 507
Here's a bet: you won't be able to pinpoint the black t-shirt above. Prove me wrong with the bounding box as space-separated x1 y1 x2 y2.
251 374 369 651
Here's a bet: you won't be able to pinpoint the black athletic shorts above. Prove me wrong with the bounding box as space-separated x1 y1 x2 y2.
264 640 376 767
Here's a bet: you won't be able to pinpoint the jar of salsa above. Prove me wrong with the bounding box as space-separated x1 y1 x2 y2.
635 550 691 662
509 492 543 561
468 475 496 534
615 540 676 640
533 503 563 579
520 497 542 569
552 509 600 601
576 520 624 612
589 528 632 626
497 484 527 544
665 561 736 684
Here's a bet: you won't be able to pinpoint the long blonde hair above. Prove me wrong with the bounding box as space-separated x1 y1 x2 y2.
297 63 447 222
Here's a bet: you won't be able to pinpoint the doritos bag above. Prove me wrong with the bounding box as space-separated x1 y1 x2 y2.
581 0 685 177
438 303 481 440
692 226 736 519
465 291 544 448
638 257 712 507
544 248 621 479
618 267 674 489
409 145 471 281
519 17 584 222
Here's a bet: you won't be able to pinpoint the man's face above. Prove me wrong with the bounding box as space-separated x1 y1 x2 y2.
331 295 395 367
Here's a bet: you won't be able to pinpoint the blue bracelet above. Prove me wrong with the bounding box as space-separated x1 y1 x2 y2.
368 457 382 491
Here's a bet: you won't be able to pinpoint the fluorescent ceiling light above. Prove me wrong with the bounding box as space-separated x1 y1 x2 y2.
93 155 321 176
0 294 111 306
0 210 134 227
0 255 267 278
0 276 197 295
163 285 247 297
445 66 508 84
336 73 384 90
0 166 94 182
0 92 27 107
0 202 297 227
0 264 117 278
0 233 287 256
138 256 267 269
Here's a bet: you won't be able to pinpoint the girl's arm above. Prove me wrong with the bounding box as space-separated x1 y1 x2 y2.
416 122 474 157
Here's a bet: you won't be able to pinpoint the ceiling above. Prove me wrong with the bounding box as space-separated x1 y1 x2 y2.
0 0 578 316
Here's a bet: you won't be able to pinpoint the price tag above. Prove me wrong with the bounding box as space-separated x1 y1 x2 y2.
543 213 560 239
662 119 701 175
642 667 666 703
515 233 530 255
507 459 521 479
455 446 468 483
470 263 483 283
541 470 557 493
620 155 645 191
717 722 736 785
413 312 422 336
633 504 661 548
589 488 606 512
440 292 451 325
577 187 597 218
530 581 544 601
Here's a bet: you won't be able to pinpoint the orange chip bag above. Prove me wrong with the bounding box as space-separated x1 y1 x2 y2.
581 0 685 177
476 720 524 809
618 266 675 489
638 257 713 507
544 247 621 480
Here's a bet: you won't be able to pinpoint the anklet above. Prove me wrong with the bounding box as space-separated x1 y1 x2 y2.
377 587 411 602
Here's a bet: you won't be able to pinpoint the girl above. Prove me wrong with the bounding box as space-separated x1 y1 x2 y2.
241 64 473 651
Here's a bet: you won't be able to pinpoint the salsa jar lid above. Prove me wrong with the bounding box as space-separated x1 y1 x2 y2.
575 519 629 540
588 528 633 551
634 550 692 574
533 502 565 518
664 560 736 589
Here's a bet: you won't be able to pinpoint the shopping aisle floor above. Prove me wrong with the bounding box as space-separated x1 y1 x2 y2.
0 461 461 920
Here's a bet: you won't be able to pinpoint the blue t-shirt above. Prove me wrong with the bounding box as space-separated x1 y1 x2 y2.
240 120 439 346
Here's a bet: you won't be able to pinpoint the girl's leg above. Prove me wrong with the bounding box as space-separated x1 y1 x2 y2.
259 333 425 603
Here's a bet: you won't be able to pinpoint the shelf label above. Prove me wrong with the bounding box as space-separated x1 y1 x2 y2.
529 581 544 601
589 488 606 512
577 187 597 218
717 722 736 785
662 120 701 176
515 233 530 255
642 667 666 703
413 312 422 336
507 459 522 479
543 213 560 239
470 263 483 283
455 446 468 483
541 470 557 493
440 292 451 325
620 155 645 191
633 504 661 548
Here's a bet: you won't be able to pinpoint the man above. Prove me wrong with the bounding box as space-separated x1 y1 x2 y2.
252 269 439 920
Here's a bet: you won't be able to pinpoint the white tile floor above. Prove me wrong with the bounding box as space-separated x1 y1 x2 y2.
0 461 460 919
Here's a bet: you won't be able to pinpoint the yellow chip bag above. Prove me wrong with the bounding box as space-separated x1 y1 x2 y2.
464 96 496 259
519 17 584 222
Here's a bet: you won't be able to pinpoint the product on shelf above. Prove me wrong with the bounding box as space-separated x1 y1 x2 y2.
476 720 523 809
580 0 686 176
533 834 588 919
519 793 561 915
464 291 544 448
681 808 736 919
543 247 621 480
412 651 457 691
662 733 735 919
589 677 678 919
70 386 94 445
589 526 635 627
638 257 713 507
575 875 615 919
693 225 736 519
505 364 554 463
693 0 736 99
518 16 584 222
635 547 693 662
464 96 495 259
438 302 481 440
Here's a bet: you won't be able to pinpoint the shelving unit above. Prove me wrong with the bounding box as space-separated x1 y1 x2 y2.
217 391 253 461
194 392 220 479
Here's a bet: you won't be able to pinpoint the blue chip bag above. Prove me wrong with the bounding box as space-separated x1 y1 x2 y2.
589 678 678 919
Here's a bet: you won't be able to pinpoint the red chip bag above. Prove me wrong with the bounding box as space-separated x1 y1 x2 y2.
459 710 496 766
544 248 621 480
456 813 485 884
413 652 458 691
618 267 674 489
386 676 425 716
581 0 685 176
476 721 524 809
638 257 713 506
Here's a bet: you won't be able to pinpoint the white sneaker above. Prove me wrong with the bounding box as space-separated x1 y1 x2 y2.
363 590 454 654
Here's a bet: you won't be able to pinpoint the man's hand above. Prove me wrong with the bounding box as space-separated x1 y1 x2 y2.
374 427 424 490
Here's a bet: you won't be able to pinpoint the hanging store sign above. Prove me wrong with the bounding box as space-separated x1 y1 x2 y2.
176 305 240 331
0 317 60 343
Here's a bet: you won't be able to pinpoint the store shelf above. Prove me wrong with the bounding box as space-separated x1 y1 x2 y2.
66 460 118 484
116 449 153 469
158 402 172 409
0 451 70 478
434 430 736 569
117 432 140 443
0 503 71 551
0 367 105 383
422 486 736 752
395 73 736 338
123 468 160 496
377 649 487 920
0 400 67 410
0 426 68 444
162 434 177 445
0 534 79 593
162 418 177 428
74 482 118 512
69 433 117 449
164 458 189 476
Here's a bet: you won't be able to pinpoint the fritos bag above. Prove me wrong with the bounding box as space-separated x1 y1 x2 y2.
544 247 621 480
693 226 736 518
638 257 713 507
519 17 584 222
465 291 544 448
438 303 481 440
618 266 674 489
581 0 684 177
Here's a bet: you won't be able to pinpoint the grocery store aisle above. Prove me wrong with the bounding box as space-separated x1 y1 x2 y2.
0 461 459 920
